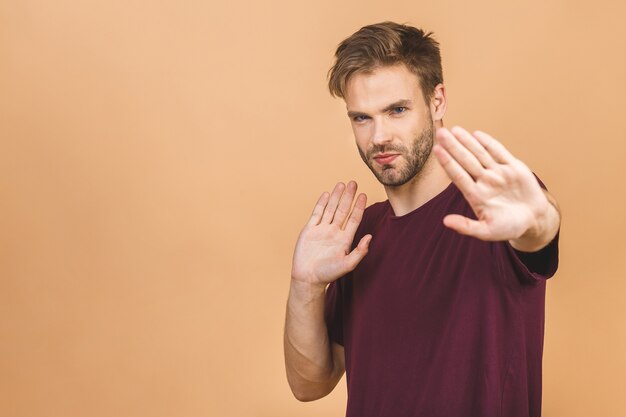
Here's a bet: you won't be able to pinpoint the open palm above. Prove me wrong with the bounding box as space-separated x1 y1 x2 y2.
433 127 553 244
291 181 372 286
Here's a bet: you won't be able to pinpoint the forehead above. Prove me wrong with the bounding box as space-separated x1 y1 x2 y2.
344 64 423 111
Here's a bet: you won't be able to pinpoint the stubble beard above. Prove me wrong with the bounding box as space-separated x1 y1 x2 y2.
358 121 435 187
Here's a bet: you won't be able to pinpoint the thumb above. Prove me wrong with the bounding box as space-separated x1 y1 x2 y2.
443 214 489 239
344 234 372 271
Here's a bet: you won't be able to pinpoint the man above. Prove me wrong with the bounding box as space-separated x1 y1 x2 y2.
284 21 560 417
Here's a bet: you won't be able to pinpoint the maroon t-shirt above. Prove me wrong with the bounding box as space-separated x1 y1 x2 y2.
324 182 559 417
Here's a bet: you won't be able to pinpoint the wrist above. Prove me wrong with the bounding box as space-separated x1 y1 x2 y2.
289 278 327 301
510 200 560 252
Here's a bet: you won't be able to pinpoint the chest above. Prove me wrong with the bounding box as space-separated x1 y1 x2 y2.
347 220 506 334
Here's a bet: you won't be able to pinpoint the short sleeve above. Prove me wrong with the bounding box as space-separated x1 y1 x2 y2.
324 280 344 346
501 230 560 285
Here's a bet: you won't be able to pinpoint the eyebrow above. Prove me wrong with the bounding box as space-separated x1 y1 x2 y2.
347 99 413 118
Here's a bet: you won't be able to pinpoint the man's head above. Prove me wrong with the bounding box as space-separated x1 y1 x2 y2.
327 22 447 187
328 22 443 106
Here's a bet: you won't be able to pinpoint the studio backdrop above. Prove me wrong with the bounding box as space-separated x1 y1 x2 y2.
1 0 625 416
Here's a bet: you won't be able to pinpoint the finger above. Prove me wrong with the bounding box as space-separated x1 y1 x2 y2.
321 182 346 224
333 180 358 227
307 191 330 226
473 130 515 164
436 127 484 179
343 234 372 271
343 193 367 235
432 143 477 199
443 214 492 240
449 126 496 169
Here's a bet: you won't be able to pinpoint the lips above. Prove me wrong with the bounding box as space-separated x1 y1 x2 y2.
373 153 400 165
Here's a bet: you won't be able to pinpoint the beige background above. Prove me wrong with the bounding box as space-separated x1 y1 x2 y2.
1 0 625 416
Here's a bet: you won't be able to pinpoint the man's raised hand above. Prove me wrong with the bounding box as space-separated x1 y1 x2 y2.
433 126 560 252
291 181 371 287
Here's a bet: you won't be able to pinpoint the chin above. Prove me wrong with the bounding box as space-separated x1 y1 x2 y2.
377 172 407 187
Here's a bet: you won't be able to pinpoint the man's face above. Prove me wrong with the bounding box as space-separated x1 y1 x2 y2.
344 64 434 187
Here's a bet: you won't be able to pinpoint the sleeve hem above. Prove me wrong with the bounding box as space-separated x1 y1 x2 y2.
501 230 560 285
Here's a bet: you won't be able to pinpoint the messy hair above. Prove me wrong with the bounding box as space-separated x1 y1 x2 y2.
328 21 443 104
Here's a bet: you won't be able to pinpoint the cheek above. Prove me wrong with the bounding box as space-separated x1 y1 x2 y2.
398 117 421 134
355 139 369 156
352 126 371 148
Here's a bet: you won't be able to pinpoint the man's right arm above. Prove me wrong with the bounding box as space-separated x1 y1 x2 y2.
284 281 345 401
283 181 371 401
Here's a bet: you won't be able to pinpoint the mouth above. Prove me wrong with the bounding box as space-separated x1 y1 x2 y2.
373 153 400 165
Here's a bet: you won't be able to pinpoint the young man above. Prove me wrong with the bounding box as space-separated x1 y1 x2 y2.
284 22 560 417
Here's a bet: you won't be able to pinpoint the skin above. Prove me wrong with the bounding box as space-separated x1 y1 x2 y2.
284 63 561 401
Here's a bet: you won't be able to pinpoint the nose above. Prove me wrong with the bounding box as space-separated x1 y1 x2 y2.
371 116 392 146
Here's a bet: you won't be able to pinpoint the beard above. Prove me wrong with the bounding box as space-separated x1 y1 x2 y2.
358 120 434 187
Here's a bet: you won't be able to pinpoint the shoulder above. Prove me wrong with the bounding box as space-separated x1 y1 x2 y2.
349 200 390 241
362 200 391 224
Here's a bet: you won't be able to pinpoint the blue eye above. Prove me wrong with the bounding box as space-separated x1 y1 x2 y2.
393 106 407 114
353 115 368 122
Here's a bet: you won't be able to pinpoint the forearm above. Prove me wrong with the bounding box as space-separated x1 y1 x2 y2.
284 279 339 401
509 190 561 252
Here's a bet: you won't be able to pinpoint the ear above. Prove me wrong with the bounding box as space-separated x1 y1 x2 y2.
429 83 447 123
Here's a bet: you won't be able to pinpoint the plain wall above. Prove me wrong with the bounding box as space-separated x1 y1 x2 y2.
1 0 625 416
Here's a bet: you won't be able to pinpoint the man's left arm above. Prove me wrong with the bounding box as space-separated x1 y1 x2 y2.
509 189 560 252
432 126 561 252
